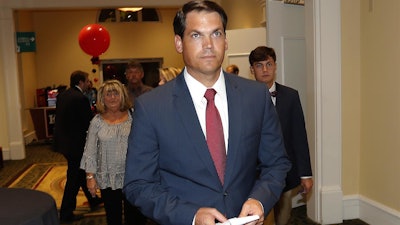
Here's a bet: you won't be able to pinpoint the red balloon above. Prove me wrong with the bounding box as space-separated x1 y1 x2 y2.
78 24 110 57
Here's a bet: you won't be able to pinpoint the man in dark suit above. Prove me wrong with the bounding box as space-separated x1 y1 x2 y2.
54 70 102 223
123 1 291 225
249 46 313 225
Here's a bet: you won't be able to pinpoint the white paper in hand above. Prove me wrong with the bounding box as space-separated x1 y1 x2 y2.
215 215 260 225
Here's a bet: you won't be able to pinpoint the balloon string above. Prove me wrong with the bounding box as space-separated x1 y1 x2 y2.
91 56 100 65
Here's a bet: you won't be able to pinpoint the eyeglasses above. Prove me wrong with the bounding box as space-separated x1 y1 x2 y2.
253 62 275 70
105 91 120 97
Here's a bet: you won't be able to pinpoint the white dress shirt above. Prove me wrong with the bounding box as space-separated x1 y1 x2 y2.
75 85 83 93
184 68 229 153
269 82 277 106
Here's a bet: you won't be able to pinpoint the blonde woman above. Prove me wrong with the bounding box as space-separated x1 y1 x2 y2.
158 67 181 85
226 64 239 75
80 79 146 225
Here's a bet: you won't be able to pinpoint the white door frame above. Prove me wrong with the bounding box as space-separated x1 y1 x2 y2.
305 0 342 224
266 0 342 224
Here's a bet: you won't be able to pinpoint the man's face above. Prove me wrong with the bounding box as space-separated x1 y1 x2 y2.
80 77 91 92
125 67 144 85
251 56 277 88
174 11 227 78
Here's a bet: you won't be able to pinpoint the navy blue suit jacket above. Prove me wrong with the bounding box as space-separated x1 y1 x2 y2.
275 83 312 192
123 72 291 225
54 86 92 159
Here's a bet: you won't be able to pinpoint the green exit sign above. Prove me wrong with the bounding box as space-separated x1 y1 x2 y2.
16 32 36 52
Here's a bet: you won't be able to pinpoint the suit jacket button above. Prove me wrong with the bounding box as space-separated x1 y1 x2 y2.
223 192 228 196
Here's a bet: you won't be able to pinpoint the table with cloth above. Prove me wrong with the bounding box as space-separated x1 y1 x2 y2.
0 188 59 225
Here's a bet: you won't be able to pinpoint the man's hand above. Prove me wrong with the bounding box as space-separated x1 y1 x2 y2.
238 199 264 225
300 178 313 194
195 207 227 225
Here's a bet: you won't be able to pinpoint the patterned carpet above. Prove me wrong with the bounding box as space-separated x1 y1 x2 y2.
0 143 368 225
8 162 105 216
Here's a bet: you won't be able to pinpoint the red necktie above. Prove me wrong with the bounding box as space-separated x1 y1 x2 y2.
204 89 226 184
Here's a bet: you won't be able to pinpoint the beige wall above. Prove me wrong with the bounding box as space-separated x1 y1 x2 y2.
16 8 183 134
16 2 262 139
32 8 183 89
341 0 361 195
1 0 262 150
30 0 263 92
359 0 400 211
342 0 400 212
16 11 37 135
0 32 7 146
221 0 263 29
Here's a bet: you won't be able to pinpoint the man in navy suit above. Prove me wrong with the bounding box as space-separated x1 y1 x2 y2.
249 46 313 225
123 1 291 225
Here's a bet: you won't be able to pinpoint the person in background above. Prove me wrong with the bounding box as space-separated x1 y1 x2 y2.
123 1 291 225
225 64 239 75
54 70 103 223
125 60 153 105
249 46 313 225
81 79 142 225
158 67 181 86
84 80 98 115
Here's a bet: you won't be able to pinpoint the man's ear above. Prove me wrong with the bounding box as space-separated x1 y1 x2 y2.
250 66 255 74
174 35 183 53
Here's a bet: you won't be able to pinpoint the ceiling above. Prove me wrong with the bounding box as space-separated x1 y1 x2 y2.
1 0 222 10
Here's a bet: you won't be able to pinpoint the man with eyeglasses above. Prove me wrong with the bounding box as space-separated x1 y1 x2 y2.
249 46 313 225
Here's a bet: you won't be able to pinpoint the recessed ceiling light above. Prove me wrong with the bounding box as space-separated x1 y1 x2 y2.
118 7 143 12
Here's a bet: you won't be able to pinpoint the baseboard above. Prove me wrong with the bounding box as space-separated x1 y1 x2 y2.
321 185 343 224
343 195 360 219
343 194 400 225
24 131 37 145
1 147 9 160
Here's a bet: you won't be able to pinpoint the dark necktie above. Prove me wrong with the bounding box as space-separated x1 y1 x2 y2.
270 91 277 97
204 89 226 184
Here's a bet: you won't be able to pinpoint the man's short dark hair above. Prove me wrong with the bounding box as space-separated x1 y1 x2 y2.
70 70 88 87
173 0 228 38
126 60 144 73
249 46 277 66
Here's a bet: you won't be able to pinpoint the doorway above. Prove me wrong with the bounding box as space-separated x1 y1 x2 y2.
100 58 163 88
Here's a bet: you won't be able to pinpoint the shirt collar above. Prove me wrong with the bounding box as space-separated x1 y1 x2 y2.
269 82 276 93
184 68 226 102
75 85 83 93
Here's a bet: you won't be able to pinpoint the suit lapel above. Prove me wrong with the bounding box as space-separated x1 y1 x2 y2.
223 75 242 186
275 82 283 113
